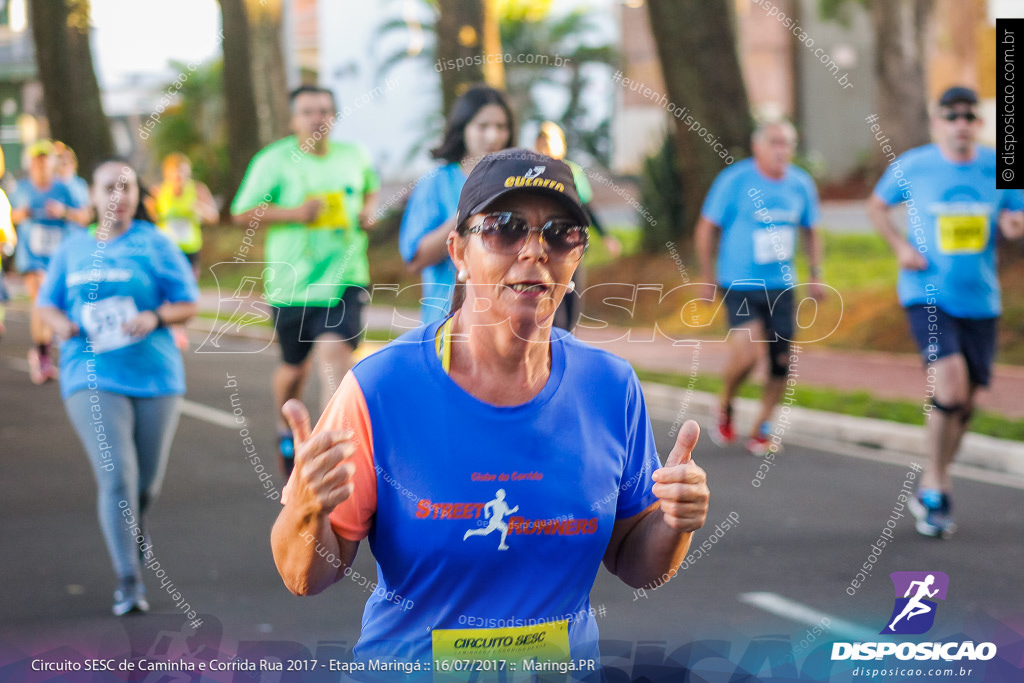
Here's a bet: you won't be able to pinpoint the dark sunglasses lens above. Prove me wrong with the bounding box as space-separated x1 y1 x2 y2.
480 214 529 253
544 222 587 255
945 112 976 122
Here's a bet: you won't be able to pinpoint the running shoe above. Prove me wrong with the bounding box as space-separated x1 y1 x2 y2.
39 351 58 381
112 577 149 616
279 433 295 478
909 489 956 538
746 421 773 457
27 347 46 385
711 405 736 446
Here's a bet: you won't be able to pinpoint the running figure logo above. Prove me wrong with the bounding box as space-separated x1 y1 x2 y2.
523 166 546 180
881 571 949 635
463 489 519 551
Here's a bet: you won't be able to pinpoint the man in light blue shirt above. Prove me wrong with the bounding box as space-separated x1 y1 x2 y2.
868 86 1024 538
696 120 824 457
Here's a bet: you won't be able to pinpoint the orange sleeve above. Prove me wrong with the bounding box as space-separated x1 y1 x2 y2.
281 371 377 541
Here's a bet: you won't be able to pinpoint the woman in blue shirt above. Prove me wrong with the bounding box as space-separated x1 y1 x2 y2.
400 86 515 324
37 160 199 616
273 150 710 674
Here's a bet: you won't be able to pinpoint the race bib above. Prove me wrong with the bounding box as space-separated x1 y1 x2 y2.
28 223 64 257
432 620 570 683
166 218 194 243
753 226 796 264
937 215 988 254
81 296 142 353
308 191 349 229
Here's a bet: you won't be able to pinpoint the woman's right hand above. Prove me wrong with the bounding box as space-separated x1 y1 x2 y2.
53 317 80 341
281 399 356 516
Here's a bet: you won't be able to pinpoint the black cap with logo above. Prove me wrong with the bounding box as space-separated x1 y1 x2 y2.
455 148 589 228
937 86 979 108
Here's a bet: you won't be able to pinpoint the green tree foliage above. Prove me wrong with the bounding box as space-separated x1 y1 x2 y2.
638 128 685 253
148 60 230 198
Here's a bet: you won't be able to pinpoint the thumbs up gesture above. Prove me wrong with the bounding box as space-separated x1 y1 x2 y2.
280 399 357 515
651 420 709 533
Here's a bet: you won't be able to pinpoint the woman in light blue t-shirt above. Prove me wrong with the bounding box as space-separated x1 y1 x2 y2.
37 160 199 617
399 86 515 324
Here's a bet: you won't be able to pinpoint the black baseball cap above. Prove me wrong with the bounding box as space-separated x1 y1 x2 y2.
938 86 978 108
455 148 589 228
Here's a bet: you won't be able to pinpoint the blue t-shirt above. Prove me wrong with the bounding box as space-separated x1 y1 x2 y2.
701 158 819 290
324 321 661 669
873 144 1024 318
13 178 81 272
399 163 466 324
37 221 199 399
63 175 91 219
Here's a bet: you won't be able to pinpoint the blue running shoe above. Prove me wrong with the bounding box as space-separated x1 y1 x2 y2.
909 489 956 538
279 433 295 478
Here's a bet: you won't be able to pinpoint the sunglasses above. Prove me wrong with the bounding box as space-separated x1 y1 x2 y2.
942 111 977 123
464 212 588 260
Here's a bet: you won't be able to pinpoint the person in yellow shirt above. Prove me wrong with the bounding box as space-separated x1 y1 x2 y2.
0 178 14 339
145 153 218 280
144 153 217 350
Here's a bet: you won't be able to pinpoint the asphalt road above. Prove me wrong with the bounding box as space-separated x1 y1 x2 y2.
1 310 1022 682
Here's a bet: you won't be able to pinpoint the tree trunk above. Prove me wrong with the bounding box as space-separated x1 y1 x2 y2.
246 0 290 144
871 0 935 165
29 0 113 176
435 0 504 118
645 0 751 236
219 0 263 218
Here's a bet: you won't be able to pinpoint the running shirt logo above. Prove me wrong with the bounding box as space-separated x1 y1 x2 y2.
462 489 519 551
416 488 600 550
881 571 949 635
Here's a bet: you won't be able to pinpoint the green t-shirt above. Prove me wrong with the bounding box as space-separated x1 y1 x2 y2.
231 136 380 306
567 160 593 205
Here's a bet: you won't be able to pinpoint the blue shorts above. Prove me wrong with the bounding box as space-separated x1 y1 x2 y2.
905 305 998 387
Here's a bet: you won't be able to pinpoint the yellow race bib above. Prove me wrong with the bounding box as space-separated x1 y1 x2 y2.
432 620 570 682
937 215 988 254
308 191 349 229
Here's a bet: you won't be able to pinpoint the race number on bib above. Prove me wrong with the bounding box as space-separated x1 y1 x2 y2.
309 191 350 229
753 226 796 264
937 215 988 254
432 620 570 683
81 296 142 353
166 218 194 243
28 223 64 257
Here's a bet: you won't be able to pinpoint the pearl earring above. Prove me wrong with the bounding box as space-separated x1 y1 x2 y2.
567 280 576 293
457 270 469 283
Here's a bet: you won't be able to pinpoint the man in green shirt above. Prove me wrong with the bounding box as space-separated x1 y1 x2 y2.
231 85 380 478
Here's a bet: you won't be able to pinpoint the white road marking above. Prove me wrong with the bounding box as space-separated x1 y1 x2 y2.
738 591 878 641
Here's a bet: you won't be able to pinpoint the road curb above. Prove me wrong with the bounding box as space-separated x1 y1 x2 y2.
640 382 1024 478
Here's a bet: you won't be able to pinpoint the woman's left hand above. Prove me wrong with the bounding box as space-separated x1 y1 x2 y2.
123 310 161 338
651 421 709 533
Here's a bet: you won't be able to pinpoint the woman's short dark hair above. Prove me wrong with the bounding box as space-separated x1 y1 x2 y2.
431 85 515 164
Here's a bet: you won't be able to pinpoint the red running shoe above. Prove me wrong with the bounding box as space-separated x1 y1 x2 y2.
711 405 735 446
